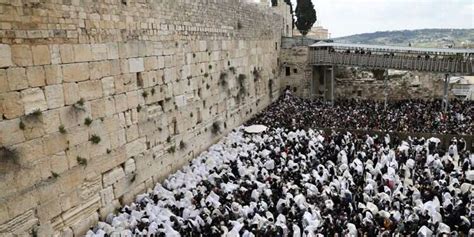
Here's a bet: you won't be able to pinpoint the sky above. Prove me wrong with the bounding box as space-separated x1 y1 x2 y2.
284 0 474 38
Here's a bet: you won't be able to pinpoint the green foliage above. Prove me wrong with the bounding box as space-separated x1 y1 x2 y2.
269 79 274 98
137 104 142 112
73 98 86 111
0 146 20 163
28 109 42 118
229 67 236 74
252 68 261 81
167 145 176 153
77 156 87 166
89 135 101 144
59 125 66 134
151 88 156 95
295 0 317 36
179 141 187 150
166 136 171 143
84 117 93 126
219 72 228 87
142 91 149 98
237 21 243 30
19 120 25 130
211 121 221 135
204 73 209 78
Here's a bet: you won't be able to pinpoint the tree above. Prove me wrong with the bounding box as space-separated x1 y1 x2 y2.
295 0 317 36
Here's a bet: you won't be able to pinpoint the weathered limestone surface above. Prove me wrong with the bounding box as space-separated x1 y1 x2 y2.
0 0 286 235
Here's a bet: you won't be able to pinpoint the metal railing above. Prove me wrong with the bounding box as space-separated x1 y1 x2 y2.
309 50 473 74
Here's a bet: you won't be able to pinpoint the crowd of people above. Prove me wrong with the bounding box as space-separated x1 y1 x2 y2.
87 127 473 236
247 91 473 135
86 91 472 236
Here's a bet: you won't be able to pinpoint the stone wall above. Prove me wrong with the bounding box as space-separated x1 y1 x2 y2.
280 45 312 97
335 72 451 101
0 0 284 235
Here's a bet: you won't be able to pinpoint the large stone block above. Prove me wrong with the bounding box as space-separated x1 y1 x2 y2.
125 137 146 158
78 80 103 100
128 58 144 73
44 65 63 85
0 119 25 145
0 69 7 93
59 44 74 64
91 44 108 61
26 66 46 87
21 87 47 114
101 76 115 96
63 82 80 105
114 93 128 113
62 63 90 82
45 84 65 109
1 92 23 119
102 167 125 187
43 133 68 156
31 45 51 65
0 44 13 68
11 45 33 66
6 67 28 91
73 44 92 62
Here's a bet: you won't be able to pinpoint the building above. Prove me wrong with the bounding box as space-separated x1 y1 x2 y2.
294 25 330 39
450 76 474 100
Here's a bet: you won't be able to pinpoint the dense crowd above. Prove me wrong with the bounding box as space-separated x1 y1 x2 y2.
247 91 473 135
87 126 473 236
86 91 472 237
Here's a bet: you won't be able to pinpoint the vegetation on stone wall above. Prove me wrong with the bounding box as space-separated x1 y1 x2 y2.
0 146 20 164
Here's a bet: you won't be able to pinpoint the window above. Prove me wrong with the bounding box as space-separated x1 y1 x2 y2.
285 67 291 76
293 68 298 74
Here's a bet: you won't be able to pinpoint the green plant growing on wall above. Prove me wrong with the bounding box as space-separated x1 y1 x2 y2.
25 109 42 121
151 88 156 95
59 125 67 134
167 145 176 153
19 120 25 130
211 121 221 135
166 136 171 143
229 67 236 74
219 72 228 87
252 68 262 81
204 73 209 78
84 117 93 126
51 172 60 179
89 135 101 144
137 104 142 112
179 141 187 150
0 146 20 164
237 74 247 99
142 91 149 98
77 156 87 166
269 79 274 98
73 98 86 111
130 173 137 182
